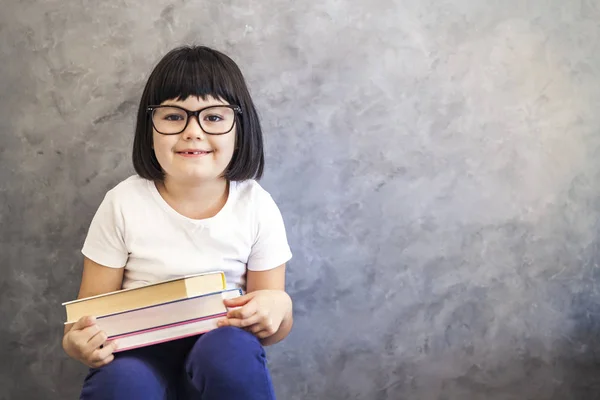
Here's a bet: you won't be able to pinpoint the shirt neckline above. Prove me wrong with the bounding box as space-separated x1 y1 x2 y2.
146 179 236 226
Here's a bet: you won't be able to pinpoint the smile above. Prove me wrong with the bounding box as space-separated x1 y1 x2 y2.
176 150 213 157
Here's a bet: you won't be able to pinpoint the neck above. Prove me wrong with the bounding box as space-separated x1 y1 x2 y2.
157 177 229 220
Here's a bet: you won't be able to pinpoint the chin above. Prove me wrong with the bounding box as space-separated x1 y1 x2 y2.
164 166 226 183
181 171 222 183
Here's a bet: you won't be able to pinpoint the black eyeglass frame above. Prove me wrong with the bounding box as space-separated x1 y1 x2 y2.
146 104 242 135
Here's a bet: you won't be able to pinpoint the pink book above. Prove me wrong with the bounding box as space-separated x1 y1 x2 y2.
110 314 226 352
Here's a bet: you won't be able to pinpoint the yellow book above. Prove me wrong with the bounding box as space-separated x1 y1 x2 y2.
62 271 226 323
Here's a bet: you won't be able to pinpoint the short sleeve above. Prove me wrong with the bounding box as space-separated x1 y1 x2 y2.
247 191 292 271
81 190 128 268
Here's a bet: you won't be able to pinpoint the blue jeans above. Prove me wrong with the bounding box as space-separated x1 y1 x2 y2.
79 326 276 399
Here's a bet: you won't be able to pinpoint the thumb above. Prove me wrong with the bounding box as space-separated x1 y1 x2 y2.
223 292 254 307
72 315 96 331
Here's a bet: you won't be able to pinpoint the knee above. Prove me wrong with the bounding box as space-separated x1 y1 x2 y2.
81 356 165 398
186 327 266 382
204 326 262 348
95 356 148 381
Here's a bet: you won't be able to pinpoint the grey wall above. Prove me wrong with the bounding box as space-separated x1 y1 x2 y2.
2 0 600 399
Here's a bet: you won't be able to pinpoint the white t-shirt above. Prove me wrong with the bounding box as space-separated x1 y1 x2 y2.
81 175 292 291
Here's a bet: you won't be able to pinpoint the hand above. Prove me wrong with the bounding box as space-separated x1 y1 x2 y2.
218 290 292 339
62 316 118 368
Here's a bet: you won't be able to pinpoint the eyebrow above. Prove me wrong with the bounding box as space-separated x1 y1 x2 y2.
162 98 229 108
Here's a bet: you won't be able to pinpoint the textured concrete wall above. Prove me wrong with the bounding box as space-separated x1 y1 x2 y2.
2 0 600 399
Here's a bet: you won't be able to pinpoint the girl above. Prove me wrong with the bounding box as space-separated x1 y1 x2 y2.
62 45 293 400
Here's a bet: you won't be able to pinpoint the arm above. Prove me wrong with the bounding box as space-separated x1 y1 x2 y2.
220 264 293 346
63 257 124 336
219 188 294 345
246 264 293 346
62 257 124 367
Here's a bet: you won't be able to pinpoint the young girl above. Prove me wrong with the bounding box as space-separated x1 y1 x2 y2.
62 45 293 399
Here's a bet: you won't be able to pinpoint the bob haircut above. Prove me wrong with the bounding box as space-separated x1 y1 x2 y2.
132 45 264 181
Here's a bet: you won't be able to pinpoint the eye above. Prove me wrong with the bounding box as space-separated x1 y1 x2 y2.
204 114 224 123
164 114 185 121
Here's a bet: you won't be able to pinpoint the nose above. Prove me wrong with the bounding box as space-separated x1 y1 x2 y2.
182 115 206 141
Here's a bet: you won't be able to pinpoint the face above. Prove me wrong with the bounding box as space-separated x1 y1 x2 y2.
151 95 237 184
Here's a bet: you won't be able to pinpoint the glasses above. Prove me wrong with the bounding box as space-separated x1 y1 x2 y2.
147 104 242 135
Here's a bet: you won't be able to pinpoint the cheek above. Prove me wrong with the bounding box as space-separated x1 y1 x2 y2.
152 133 176 163
213 133 236 158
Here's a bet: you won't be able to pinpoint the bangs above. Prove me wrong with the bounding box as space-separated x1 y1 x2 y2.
147 48 240 106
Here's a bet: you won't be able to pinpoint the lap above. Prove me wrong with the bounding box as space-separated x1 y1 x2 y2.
184 327 274 399
80 328 272 400
80 335 198 400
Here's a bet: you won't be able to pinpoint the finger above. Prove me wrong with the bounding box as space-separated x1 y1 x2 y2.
218 318 244 328
240 313 263 327
254 330 273 339
227 300 258 320
71 324 100 350
245 323 263 334
90 354 115 369
233 312 264 328
86 330 108 350
220 312 260 328
223 292 255 307
72 316 97 331
79 324 101 341
90 340 118 364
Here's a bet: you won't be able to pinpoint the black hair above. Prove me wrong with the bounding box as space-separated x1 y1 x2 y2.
132 45 264 181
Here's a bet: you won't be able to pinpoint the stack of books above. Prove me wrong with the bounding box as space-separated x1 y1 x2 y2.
62 271 240 352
